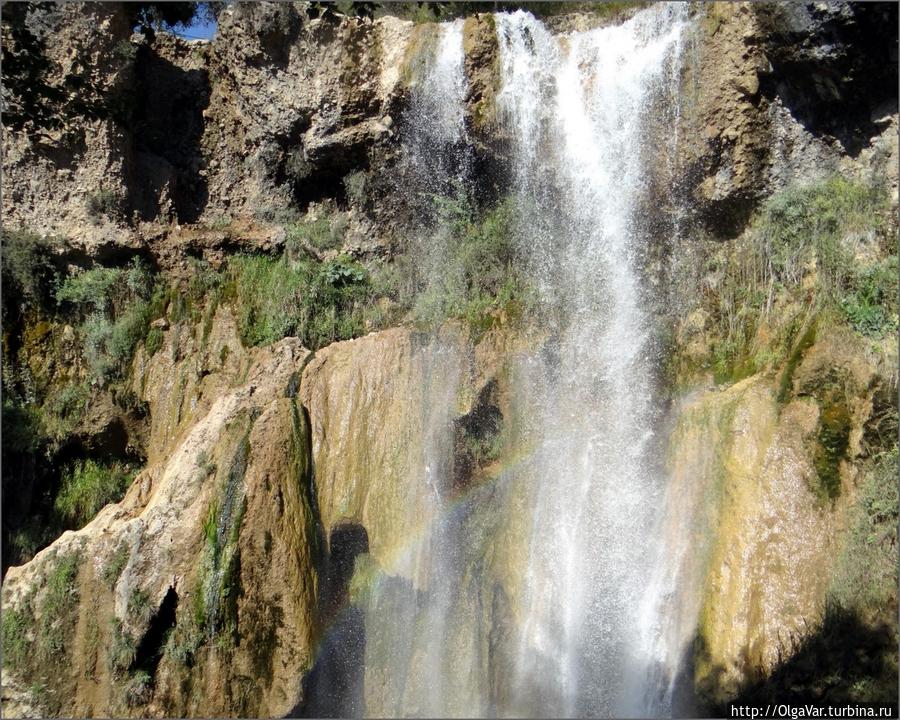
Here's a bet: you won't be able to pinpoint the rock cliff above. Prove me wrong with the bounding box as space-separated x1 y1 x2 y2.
2 2 897 716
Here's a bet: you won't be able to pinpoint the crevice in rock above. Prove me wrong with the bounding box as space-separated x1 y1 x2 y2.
129 43 211 223
452 378 503 493
131 586 179 677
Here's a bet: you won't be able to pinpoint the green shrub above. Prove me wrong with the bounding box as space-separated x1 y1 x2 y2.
841 256 898 337
758 175 886 293
1 230 59 305
125 669 152 707
109 619 136 676
38 382 91 441
55 460 135 529
230 253 372 349
56 259 161 384
81 296 154 384
57 267 123 312
2 397 44 454
128 588 152 624
144 326 163 356
285 214 346 255
701 176 892 382
412 194 533 330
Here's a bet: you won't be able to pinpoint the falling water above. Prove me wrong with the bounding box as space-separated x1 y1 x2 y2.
495 6 688 717
358 6 691 718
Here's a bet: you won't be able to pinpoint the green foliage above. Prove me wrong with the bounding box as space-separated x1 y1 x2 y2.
144 326 163 356
758 176 886 293
165 612 204 666
43 382 90 440
413 195 534 331
103 543 130 588
58 259 161 384
2 397 44 454
700 176 893 385
39 552 81 661
109 618 136 676
1 230 59 305
57 267 123 312
230 253 372 349
54 460 134 529
830 449 899 618
125 669 153 707
128 588 152 624
1 605 32 669
840 256 899 337
285 214 347 255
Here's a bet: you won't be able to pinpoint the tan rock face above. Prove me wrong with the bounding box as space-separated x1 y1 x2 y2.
2 3 897 716
669 378 835 704
1 308 314 718
666 318 896 708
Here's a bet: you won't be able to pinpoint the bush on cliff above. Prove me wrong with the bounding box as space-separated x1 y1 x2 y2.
54 459 135 529
412 193 535 331
230 253 372 349
56 258 161 384
703 175 894 384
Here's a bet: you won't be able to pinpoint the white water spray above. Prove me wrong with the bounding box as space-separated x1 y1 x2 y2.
360 7 693 717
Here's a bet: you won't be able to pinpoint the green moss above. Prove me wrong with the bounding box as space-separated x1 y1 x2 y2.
39 551 81 662
103 542 130 588
192 428 252 646
1 605 33 670
777 320 817 404
813 399 852 502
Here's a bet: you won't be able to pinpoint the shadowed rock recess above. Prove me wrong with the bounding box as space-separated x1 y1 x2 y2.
1 2 897 718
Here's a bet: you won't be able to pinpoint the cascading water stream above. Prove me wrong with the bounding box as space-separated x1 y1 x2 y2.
357 6 692 718
494 6 688 717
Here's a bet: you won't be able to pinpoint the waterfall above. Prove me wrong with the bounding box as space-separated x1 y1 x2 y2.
358 6 691 717
495 6 688 717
